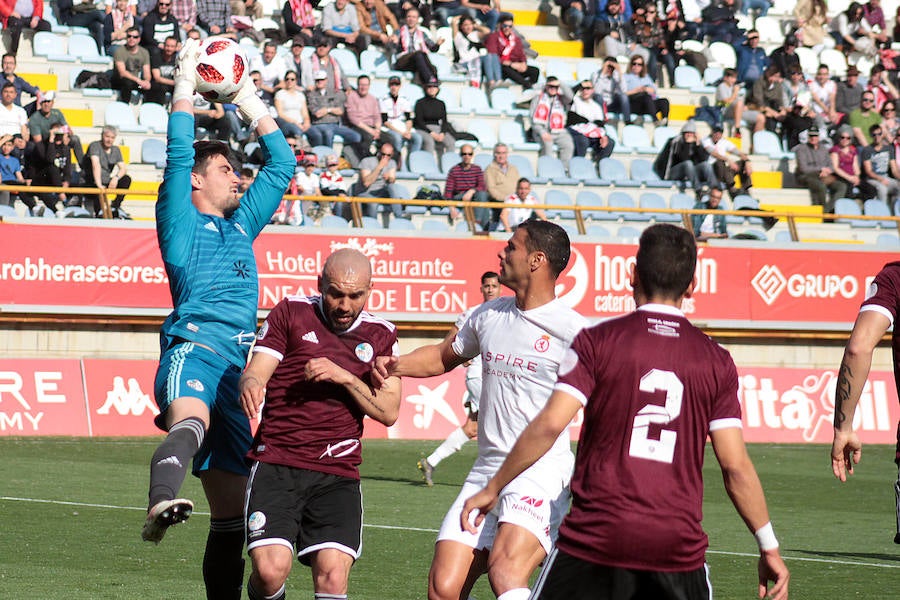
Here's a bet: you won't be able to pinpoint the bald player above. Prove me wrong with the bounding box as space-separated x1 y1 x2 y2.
239 248 402 600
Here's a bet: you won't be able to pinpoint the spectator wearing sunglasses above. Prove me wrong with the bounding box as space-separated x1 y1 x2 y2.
111 26 152 104
530 77 575 167
444 143 490 228
140 0 180 52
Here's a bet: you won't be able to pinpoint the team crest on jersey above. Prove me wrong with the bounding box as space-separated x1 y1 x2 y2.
866 281 878 300
355 342 374 362
186 379 205 392
257 321 269 340
247 511 266 531
534 335 551 353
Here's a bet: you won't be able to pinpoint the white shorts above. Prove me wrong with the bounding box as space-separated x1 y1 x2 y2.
436 468 570 555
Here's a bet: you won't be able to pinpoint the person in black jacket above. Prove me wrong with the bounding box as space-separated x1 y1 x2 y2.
653 120 716 190
140 0 180 53
56 0 104 52
413 77 455 160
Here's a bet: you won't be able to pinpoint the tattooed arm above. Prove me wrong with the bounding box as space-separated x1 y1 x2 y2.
831 310 891 481
304 357 401 426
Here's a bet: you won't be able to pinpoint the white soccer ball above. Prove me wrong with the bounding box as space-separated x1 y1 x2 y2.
194 36 249 103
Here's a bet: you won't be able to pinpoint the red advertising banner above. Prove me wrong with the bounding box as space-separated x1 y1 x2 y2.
0 359 89 436
82 359 163 437
0 222 894 326
3 358 898 445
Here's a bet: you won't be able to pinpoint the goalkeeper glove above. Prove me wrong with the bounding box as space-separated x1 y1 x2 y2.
231 73 270 129
173 38 201 105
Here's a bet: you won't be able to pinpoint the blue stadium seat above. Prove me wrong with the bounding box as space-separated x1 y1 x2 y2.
569 156 606 185
621 125 656 154
33 32 75 62
639 192 678 222
139 103 169 134
430 52 466 83
864 199 893 228
104 102 148 133
498 121 541 152
388 217 417 230
359 216 384 229
320 214 351 228
598 158 640 187
490 87 527 116
616 225 643 242
575 190 607 220
585 224 612 238
421 219 450 231
407 150 444 180
329 48 361 77
141 138 167 169
630 158 672 188
69 33 112 65
544 189 574 219
537 156 577 185
608 191 640 221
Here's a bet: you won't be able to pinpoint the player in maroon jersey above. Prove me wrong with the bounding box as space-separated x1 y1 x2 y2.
238 248 401 600
462 224 789 600
832 260 900 543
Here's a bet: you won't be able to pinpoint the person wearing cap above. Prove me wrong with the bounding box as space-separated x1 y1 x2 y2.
28 91 84 167
283 0 317 47
300 35 350 93
849 89 883 146
735 29 770 85
249 41 290 103
702 125 751 199
530 76 575 167
792 126 846 212
394 8 442 86
653 120 715 191
836 66 865 117
769 33 802 78
306 71 363 150
322 0 365 55
379 76 423 157
413 77 456 161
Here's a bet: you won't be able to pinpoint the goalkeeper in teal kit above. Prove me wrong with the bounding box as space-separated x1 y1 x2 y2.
140 39 294 600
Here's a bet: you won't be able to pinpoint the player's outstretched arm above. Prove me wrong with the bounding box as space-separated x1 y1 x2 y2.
372 338 465 388
832 310 889 481
461 390 581 533
239 352 280 419
710 427 789 600
306 357 402 426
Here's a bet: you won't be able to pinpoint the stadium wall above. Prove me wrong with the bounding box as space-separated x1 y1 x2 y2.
1 221 897 442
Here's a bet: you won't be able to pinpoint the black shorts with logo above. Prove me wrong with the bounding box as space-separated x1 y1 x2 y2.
532 547 712 600
246 462 362 565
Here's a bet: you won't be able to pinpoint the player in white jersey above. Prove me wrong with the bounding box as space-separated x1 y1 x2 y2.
374 220 588 600
418 271 502 486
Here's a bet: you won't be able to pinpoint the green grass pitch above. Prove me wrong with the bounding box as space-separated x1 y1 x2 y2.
1 438 899 599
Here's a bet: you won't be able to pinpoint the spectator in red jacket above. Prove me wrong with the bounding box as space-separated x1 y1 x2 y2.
484 15 539 89
0 0 50 54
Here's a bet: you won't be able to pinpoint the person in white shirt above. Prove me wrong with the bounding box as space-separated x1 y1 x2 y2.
809 64 839 127
417 271 502 486
701 125 752 199
248 41 289 102
500 178 547 232
374 219 588 600
379 76 423 155
0 83 28 139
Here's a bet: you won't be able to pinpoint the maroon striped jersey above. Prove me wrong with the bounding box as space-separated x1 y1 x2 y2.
860 261 900 389
248 295 399 479
553 304 742 571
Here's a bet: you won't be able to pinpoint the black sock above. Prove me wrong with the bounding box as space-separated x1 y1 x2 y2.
248 580 286 600
203 517 245 600
148 416 205 507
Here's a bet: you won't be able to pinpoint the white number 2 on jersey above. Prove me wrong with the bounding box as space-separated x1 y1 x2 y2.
628 369 683 464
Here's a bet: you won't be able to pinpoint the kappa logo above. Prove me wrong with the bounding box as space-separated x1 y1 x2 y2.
302 331 320 344
96 376 159 417
520 496 544 507
534 335 551 353
751 265 787 305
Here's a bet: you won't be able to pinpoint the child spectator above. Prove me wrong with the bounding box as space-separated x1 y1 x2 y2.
0 134 23 208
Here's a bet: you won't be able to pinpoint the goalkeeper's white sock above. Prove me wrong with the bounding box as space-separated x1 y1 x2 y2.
496 588 530 600
428 427 470 467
